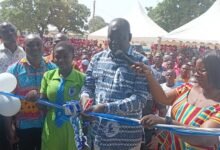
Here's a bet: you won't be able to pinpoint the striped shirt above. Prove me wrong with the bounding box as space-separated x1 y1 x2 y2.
7 58 56 129
158 84 220 149
81 47 152 150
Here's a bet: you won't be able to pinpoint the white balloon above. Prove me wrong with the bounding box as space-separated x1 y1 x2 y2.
0 72 17 92
0 95 21 116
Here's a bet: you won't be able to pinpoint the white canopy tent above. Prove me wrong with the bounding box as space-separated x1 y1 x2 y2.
88 1 167 45
163 0 220 44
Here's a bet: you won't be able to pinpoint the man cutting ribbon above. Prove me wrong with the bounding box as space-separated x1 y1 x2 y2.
79 18 152 150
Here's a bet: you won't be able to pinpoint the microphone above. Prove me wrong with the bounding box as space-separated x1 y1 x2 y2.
114 50 136 65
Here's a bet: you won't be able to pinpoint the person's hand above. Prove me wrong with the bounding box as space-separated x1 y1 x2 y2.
80 95 91 110
81 104 106 122
140 114 165 128
131 62 152 76
85 104 106 113
80 112 96 122
25 90 39 102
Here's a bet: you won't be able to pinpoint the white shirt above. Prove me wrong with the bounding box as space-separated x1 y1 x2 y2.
160 83 176 117
160 83 175 93
0 44 25 73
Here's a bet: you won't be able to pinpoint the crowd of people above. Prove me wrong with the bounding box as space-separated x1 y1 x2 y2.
151 43 220 57
0 17 220 150
17 35 105 60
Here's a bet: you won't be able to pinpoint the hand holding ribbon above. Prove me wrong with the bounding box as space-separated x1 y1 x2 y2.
24 90 39 102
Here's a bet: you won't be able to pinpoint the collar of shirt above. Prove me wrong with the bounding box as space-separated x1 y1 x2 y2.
0 43 24 54
107 45 133 58
151 64 164 72
20 57 47 69
51 69 76 82
176 76 189 83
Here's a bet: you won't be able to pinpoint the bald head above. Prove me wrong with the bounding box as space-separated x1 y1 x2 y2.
0 22 17 44
25 34 42 50
25 34 43 61
54 33 68 45
25 34 41 43
108 18 130 34
108 18 132 53
0 22 17 35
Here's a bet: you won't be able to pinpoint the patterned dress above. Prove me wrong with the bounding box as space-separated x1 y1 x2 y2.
157 84 220 150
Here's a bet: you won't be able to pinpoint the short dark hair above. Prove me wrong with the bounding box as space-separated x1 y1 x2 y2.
108 18 130 33
0 22 17 37
202 50 220 89
55 41 74 56
54 33 68 43
165 69 176 77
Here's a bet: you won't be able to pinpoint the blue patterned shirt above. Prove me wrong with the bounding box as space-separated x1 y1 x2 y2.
81 47 152 150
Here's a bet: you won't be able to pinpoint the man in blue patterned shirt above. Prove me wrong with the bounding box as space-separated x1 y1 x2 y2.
81 18 151 150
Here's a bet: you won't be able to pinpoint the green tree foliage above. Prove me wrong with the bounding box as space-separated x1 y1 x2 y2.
0 0 90 37
88 16 106 33
147 0 215 32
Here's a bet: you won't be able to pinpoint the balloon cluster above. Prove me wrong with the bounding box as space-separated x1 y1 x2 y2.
0 73 21 116
0 73 87 149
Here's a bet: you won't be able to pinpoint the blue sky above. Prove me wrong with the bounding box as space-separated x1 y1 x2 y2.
78 0 163 22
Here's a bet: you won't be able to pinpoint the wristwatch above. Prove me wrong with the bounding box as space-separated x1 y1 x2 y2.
165 116 173 124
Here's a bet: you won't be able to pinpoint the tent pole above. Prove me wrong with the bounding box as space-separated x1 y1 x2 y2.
157 37 162 54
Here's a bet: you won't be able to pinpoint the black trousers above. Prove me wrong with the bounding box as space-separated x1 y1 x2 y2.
0 115 11 150
16 128 42 150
